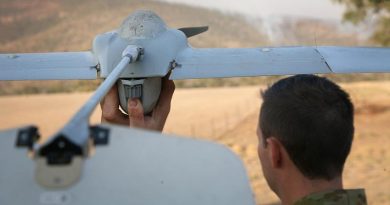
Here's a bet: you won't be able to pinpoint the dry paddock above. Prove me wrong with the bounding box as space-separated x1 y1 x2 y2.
0 82 389 205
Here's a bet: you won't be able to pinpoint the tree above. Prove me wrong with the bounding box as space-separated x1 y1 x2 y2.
335 0 390 46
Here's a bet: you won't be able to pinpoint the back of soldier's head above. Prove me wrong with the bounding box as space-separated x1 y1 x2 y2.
259 74 354 180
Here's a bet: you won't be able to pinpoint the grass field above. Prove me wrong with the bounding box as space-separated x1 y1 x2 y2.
0 81 389 205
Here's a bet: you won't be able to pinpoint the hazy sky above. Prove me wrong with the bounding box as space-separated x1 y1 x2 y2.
157 0 345 20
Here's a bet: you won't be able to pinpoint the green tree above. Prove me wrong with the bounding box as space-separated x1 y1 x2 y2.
335 0 390 45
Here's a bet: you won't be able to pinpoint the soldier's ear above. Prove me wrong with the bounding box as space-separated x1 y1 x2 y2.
266 137 283 169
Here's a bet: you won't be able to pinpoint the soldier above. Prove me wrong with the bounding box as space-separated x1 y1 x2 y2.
256 75 366 205
101 74 367 205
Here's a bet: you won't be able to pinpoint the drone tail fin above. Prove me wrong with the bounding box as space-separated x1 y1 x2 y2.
178 26 209 38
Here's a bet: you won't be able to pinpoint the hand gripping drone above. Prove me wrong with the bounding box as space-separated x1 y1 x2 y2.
0 10 389 205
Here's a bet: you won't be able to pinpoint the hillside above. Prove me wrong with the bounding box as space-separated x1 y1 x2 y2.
0 0 266 52
256 17 363 46
0 0 268 95
0 0 389 95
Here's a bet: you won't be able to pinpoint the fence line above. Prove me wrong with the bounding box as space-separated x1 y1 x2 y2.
187 97 259 139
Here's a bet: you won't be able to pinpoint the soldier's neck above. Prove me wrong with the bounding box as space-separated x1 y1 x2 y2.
278 175 343 205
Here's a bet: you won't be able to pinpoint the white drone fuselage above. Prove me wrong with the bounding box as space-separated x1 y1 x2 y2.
93 11 188 113
92 10 390 114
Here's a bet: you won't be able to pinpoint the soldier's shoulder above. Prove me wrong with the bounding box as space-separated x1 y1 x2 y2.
294 189 367 205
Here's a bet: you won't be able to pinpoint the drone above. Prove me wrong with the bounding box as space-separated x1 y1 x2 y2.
0 10 389 205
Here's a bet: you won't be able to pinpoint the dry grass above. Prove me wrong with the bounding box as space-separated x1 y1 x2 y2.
0 81 389 205
0 86 260 138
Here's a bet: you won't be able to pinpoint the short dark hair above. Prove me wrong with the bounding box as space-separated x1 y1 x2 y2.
259 75 354 180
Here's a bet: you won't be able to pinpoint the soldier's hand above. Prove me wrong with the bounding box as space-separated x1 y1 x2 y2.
100 76 175 132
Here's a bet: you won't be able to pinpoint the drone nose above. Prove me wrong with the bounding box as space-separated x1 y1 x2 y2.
118 10 167 40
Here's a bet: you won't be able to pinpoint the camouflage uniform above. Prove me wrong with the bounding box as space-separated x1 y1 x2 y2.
294 189 367 205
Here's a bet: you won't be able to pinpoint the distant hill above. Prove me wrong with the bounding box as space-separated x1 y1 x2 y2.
0 0 388 95
254 16 364 46
0 0 266 52
0 0 268 95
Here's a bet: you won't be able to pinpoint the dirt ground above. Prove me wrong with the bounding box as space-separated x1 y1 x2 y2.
0 82 389 205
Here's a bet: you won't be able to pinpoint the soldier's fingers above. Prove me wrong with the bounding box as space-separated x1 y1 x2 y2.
160 75 175 101
128 98 145 128
101 84 128 124
153 77 175 122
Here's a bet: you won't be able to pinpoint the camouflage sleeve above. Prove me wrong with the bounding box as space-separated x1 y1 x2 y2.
294 189 367 205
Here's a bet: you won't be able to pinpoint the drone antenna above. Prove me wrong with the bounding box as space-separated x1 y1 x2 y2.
37 45 142 160
314 21 318 49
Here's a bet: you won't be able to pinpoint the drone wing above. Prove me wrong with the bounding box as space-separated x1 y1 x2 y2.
316 47 390 73
170 46 390 79
0 52 98 80
0 125 255 205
